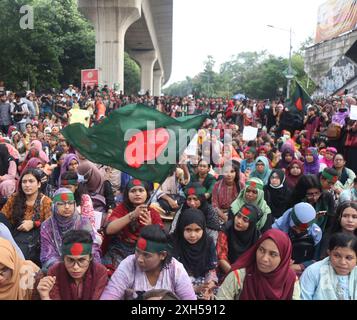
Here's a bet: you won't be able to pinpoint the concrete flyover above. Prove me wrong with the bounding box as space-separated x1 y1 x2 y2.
77 0 173 95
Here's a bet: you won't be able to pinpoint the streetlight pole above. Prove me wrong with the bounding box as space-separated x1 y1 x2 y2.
267 25 293 100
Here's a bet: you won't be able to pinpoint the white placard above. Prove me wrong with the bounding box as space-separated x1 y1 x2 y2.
184 133 199 156
243 126 258 141
350 105 357 120
94 211 103 231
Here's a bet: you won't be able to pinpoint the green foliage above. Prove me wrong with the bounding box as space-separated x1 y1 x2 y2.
164 48 316 99
124 52 140 95
0 0 140 93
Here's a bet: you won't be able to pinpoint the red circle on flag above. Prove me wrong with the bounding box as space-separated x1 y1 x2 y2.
70 243 84 256
137 238 147 251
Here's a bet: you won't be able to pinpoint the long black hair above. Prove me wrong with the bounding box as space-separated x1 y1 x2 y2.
287 174 321 208
12 168 42 226
329 201 357 235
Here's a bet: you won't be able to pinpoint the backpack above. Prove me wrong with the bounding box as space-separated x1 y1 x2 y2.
12 102 25 122
289 229 315 264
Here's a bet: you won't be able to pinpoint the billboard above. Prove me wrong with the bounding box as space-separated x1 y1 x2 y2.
315 0 357 43
81 69 99 88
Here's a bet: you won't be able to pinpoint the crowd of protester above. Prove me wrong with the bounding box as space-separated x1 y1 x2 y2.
0 84 357 300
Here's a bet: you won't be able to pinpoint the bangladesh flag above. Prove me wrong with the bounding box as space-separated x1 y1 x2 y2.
62 104 208 183
289 81 312 113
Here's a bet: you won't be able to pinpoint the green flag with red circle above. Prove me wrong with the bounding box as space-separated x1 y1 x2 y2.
62 104 208 183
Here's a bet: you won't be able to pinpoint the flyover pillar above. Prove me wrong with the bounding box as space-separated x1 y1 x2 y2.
131 50 157 95
153 70 163 96
78 0 142 91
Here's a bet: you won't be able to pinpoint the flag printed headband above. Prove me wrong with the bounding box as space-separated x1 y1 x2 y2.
184 185 205 197
53 192 75 203
62 242 92 256
127 179 146 190
322 171 338 183
237 206 255 221
61 179 78 186
290 209 314 230
136 238 169 254
245 180 264 191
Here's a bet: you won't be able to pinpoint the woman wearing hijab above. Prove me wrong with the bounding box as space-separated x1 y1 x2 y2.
40 188 101 271
319 147 337 171
0 237 40 300
172 208 218 300
285 159 304 190
264 169 291 219
304 147 320 175
35 230 108 300
249 156 271 185
216 229 300 300
58 153 82 187
216 203 261 276
77 158 115 213
230 178 273 233
277 146 296 170
0 144 17 198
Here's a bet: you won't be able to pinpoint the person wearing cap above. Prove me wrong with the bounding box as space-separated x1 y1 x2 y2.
35 230 108 300
100 225 196 300
216 229 300 300
102 179 163 269
230 178 273 233
40 188 101 271
216 203 261 277
272 202 322 274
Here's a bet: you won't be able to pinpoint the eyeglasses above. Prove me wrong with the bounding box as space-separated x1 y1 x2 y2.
56 200 76 207
64 256 91 268
0 267 11 277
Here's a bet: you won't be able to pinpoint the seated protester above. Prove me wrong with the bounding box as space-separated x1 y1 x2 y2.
264 169 291 220
319 201 357 260
318 167 339 202
277 146 296 171
189 159 216 202
339 178 357 204
333 154 356 196
272 202 322 275
216 204 261 277
1 168 52 265
102 179 163 269
58 153 84 185
0 144 17 198
216 229 300 300
35 230 108 300
48 150 65 190
212 160 245 224
230 178 273 233
285 159 304 191
155 165 189 215
287 174 335 234
19 139 49 174
100 225 196 300
170 183 221 244
0 237 40 300
240 147 257 176
249 156 271 185
60 171 102 246
300 232 357 300
304 147 320 175
319 147 337 171
0 220 25 259
171 208 218 300
77 156 116 214
40 188 101 271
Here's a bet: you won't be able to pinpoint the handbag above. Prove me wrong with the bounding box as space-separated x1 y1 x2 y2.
12 196 43 266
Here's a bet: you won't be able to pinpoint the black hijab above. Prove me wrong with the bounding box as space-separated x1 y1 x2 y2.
172 208 212 278
225 203 260 263
264 169 291 219
0 144 13 176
